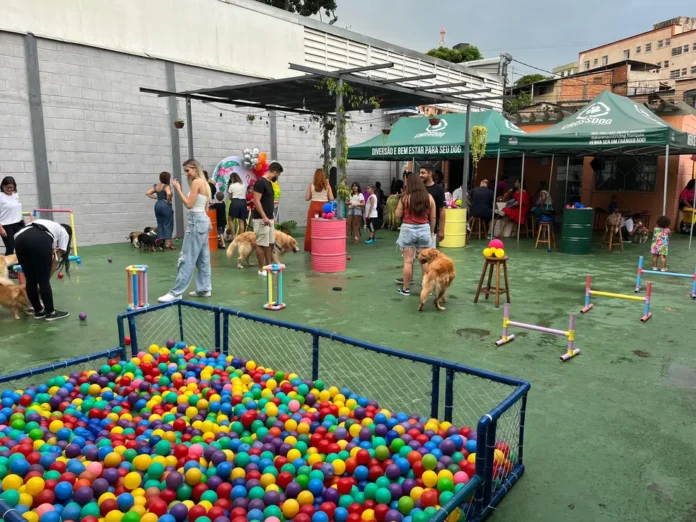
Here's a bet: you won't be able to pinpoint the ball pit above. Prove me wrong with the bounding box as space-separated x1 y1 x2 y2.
0 343 517 522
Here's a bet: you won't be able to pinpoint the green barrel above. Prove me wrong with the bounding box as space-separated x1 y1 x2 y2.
561 209 594 255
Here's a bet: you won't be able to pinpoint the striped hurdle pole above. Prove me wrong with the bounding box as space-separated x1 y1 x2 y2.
635 255 696 299
581 274 652 322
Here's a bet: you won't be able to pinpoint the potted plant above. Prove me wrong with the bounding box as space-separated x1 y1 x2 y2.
247 115 256 123
336 176 351 219
381 128 391 135
324 121 335 131
429 116 440 126
174 119 185 129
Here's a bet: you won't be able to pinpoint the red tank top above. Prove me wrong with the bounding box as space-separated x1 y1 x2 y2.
403 196 430 225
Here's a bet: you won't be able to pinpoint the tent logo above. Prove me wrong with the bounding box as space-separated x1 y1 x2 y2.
415 119 447 139
562 102 612 129
634 105 667 127
505 120 524 133
688 134 696 146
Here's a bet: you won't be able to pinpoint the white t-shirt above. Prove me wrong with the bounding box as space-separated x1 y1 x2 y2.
15 219 70 252
623 217 634 233
349 193 364 207
0 192 23 225
228 182 245 199
365 194 378 218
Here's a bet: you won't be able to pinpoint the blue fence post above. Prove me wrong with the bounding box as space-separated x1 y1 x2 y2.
214 310 221 350
444 368 454 423
0 498 28 522
483 420 497 510
312 334 319 381
430 366 440 420
178 303 184 342
518 393 528 465
117 317 127 359
222 313 229 355
474 415 491 517
128 316 138 356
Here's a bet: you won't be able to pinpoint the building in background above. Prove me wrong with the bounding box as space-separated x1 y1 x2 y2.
0 0 504 247
552 62 578 78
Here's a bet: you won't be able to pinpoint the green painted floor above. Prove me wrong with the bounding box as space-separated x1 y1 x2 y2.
2 230 696 522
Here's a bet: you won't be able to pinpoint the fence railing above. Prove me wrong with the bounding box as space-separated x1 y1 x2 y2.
117 301 531 521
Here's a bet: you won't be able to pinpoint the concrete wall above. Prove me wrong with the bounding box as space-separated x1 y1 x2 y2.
0 32 38 212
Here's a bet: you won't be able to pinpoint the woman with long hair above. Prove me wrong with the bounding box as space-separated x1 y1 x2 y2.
394 174 436 296
146 171 175 249
0 176 25 273
346 182 364 242
158 159 213 303
203 170 217 200
227 172 247 238
499 179 530 236
304 168 334 252
14 219 72 320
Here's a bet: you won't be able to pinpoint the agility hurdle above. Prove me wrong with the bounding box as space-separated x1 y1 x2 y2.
581 275 652 322
12 265 25 285
263 263 285 310
635 256 696 299
33 209 80 263
125 265 149 311
495 303 580 361
21 212 33 223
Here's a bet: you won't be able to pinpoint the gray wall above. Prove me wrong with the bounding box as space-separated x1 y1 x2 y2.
0 31 391 249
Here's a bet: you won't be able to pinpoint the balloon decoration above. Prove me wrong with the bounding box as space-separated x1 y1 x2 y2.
242 148 270 176
211 156 256 193
483 239 505 258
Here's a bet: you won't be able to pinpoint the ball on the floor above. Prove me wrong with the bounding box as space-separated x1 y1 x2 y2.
489 239 504 250
124 336 131 345
57 273 64 279
108 258 112 263
347 255 351 260
79 313 87 321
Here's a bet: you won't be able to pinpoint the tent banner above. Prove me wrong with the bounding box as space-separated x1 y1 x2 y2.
370 145 463 157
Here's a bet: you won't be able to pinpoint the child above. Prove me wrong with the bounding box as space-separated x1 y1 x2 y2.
210 192 227 248
245 183 255 228
364 184 378 244
651 215 671 271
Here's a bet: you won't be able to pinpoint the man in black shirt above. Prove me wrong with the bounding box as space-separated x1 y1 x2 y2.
252 162 283 276
420 165 446 247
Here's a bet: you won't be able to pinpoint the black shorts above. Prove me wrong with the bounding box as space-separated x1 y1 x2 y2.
367 217 378 233
228 199 248 220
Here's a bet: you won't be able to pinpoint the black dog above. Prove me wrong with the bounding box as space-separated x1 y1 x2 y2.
137 233 159 252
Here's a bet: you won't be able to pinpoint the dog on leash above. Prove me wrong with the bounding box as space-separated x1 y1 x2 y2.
416 248 456 312
128 227 158 248
226 231 300 269
0 278 31 319
0 254 18 279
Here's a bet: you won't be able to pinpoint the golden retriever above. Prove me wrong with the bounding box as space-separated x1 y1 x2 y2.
226 231 300 269
0 278 31 319
416 248 456 312
0 254 18 279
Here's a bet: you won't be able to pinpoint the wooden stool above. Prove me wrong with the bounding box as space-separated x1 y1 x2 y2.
601 226 624 252
535 222 556 250
474 256 510 308
468 217 486 240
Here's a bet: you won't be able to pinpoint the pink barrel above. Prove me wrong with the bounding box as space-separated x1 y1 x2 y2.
311 218 346 273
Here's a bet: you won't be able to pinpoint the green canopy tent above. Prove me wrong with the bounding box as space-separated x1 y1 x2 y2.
348 111 526 161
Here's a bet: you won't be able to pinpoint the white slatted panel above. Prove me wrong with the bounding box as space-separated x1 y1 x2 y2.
303 27 503 111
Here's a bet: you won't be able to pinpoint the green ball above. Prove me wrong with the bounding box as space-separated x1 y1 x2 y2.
148 462 165 479
391 438 406 453
274 371 285 381
439 491 454 505
412 511 430 522
235 452 250 468
295 475 309 489
264 505 282 519
437 477 454 493
374 445 390 461
313 379 324 391
81 503 101 518
1 490 19 507
363 483 378 500
248 486 265 500
28 428 43 441
398 496 415 515
176 484 192 501
122 512 141 522
375 487 391 505
200 490 217 503
154 440 171 456
421 454 437 471
338 495 354 508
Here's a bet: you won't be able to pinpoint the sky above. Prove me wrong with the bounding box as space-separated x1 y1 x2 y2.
321 0 695 82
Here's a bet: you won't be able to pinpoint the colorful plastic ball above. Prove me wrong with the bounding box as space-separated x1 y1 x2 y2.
482 248 493 258
322 203 333 214
494 248 505 258
79 313 87 321
488 239 504 249
108 258 112 263
58 273 64 279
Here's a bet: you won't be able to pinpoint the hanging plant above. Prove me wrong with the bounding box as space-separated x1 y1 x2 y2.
246 115 256 123
429 117 440 126
324 121 335 131
174 119 185 129
471 125 488 182
382 128 391 135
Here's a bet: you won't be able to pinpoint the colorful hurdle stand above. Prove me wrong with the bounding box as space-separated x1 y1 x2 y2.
581 275 652 323
125 265 149 311
33 209 81 263
495 303 580 362
263 263 286 310
12 265 25 285
635 256 696 299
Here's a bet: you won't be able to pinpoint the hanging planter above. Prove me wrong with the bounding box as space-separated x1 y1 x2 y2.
324 122 335 131
381 128 391 135
429 117 440 126
361 103 375 114
246 115 256 123
174 119 185 129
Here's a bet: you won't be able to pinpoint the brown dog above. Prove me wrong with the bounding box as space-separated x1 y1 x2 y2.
0 278 31 319
0 254 18 279
416 248 456 311
226 231 300 269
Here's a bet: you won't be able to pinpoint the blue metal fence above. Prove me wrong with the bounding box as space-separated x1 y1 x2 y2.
0 301 530 522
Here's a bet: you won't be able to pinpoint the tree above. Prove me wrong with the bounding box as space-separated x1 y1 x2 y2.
426 45 483 64
504 92 532 114
257 0 337 23
515 74 550 86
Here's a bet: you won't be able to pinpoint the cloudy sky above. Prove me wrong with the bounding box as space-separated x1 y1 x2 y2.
325 0 694 81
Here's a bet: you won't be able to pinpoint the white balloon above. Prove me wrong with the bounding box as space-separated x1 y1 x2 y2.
243 148 251 154
252 159 258 165
252 148 260 155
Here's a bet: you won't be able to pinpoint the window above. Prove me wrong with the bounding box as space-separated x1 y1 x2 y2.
646 42 652 53
592 77 603 84
670 69 681 79
537 86 548 95
684 44 690 52
623 49 630 59
584 60 590 70
602 55 608 65
593 58 598 66
636 45 641 54
664 61 670 68
594 156 657 192
666 38 671 46
691 65 696 75
682 68 688 76
672 46 682 56
658 40 664 48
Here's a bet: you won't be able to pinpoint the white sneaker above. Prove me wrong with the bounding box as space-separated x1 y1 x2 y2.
158 292 182 303
258 270 268 277
188 291 211 297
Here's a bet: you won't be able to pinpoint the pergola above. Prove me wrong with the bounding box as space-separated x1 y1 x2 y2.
140 62 507 192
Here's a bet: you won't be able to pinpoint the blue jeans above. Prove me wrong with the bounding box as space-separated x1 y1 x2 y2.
154 200 174 240
170 212 211 295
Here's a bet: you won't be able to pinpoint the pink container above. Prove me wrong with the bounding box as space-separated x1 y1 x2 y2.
311 218 347 273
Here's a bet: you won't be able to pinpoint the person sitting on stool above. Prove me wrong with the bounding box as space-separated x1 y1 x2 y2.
13 219 72 321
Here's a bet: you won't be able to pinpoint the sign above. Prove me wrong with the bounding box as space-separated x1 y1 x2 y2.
562 102 612 130
414 119 448 139
371 145 462 156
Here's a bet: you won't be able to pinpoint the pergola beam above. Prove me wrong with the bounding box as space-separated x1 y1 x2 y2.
377 74 437 84
332 63 395 75
422 81 469 90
